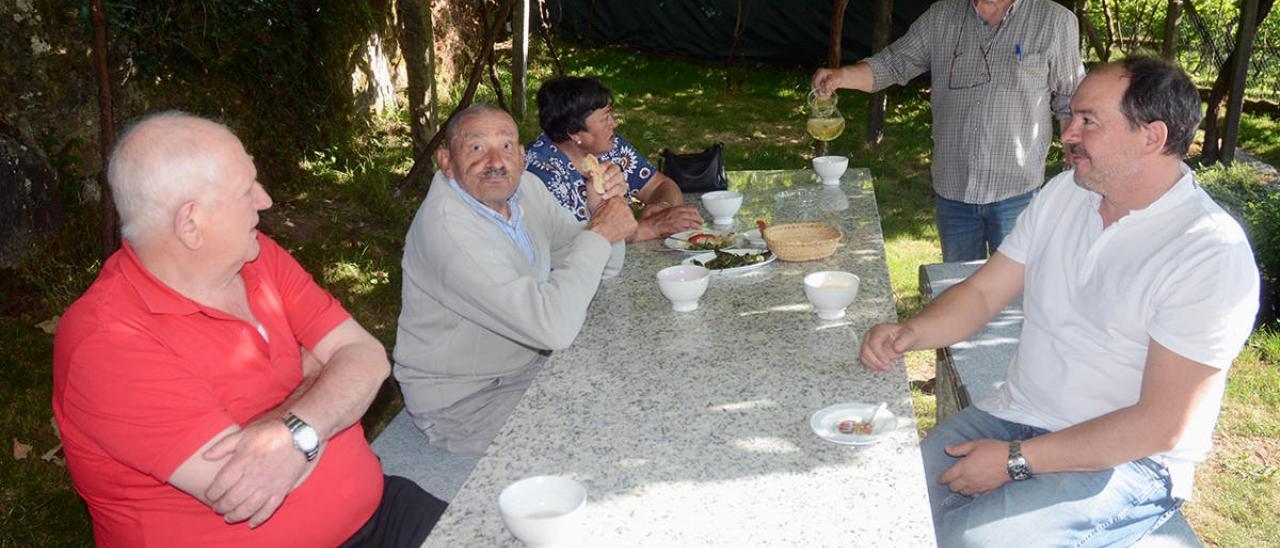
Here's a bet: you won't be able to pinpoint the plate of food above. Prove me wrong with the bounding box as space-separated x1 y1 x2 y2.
682 248 776 275
664 229 738 253
809 402 895 446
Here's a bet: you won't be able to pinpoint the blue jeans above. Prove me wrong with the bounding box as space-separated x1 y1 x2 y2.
934 188 1038 262
921 407 1181 548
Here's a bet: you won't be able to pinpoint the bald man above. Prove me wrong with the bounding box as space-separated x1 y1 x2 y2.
53 111 445 547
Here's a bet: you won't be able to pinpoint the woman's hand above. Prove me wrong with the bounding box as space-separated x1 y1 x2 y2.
583 161 628 214
629 205 703 242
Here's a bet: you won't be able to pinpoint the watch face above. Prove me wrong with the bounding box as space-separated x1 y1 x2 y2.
1008 457 1031 481
296 425 319 451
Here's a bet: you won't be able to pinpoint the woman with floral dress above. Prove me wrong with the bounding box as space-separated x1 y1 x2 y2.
526 76 703 242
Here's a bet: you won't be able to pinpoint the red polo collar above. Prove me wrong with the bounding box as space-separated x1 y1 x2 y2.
114 236 264 318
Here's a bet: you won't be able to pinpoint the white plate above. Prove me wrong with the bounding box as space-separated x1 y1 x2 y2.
809 402 896 445
663 229 738 253
682 249 776 275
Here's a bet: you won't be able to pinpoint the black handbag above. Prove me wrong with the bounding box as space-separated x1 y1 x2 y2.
659 142 728 193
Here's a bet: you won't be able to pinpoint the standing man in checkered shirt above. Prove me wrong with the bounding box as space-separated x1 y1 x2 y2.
813 0 1084 261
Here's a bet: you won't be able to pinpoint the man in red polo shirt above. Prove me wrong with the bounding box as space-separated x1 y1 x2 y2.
52 111 445 547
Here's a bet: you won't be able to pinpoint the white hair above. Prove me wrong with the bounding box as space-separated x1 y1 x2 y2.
107 111 235 244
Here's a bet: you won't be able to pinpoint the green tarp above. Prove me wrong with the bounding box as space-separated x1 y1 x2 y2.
546 0 936 66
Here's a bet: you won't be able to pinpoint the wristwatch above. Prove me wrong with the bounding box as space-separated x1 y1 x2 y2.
1007 440 1032 481
283 412 319 462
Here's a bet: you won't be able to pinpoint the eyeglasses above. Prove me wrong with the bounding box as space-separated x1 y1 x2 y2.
948 21 992 90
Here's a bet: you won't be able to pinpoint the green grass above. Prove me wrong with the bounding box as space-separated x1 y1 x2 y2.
2 39 1278 546
1185 328 1280 548
0 319 93 547
1237 111 1280 169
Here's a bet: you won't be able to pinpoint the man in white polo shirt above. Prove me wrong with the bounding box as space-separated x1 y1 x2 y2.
860 56 1259 547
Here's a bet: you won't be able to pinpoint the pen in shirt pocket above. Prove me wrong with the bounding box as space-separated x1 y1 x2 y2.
1016 43 1022 62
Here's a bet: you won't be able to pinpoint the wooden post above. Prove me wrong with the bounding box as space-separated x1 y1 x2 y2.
89 0 119 257
512 0 529 120
1161 0 1181 60
867 0 892 145
1221 0 1260 165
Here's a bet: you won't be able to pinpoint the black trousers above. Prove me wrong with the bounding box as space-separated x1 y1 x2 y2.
340 475 448 548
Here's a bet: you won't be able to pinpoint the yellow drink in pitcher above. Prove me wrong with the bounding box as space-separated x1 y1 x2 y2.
807 118 845 141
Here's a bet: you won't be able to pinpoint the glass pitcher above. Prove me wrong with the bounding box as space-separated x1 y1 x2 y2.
806 89 845 142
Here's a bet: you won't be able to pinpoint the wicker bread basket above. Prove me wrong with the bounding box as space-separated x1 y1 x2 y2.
762 222 842 261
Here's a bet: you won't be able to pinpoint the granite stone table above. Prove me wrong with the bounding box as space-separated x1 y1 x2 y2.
423 169 936 547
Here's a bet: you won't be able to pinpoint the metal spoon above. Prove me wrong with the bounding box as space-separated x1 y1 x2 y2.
867 402 888 433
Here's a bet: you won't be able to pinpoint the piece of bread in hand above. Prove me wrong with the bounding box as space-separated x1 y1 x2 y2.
582 155 606 194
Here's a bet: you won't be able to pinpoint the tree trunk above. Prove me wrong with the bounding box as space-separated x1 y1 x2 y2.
89 0 119 257
488 49 509 112
481 0 508 111
726 0 750 93
512 0 529 120
867 0 892 145
399 0 514 196
536 0 566 76
397 0 437 164
1219 0 1265 165
1076 0 1109 62
1202 0 1275 164
817 0 850 156
1161 0 1181 60
1099 0 1119 52
825 0 850 69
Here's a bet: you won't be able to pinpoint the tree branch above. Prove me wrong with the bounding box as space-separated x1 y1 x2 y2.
398 0 515 196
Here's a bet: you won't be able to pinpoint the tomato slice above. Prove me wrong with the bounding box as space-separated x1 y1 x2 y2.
688 233 714 244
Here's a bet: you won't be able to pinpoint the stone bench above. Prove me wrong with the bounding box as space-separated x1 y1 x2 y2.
370 409 479 503
919 262 1202 548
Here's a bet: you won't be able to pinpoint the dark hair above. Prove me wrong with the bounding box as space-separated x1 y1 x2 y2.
1114 56 1202 157
444 103 509 145
536 76 612 142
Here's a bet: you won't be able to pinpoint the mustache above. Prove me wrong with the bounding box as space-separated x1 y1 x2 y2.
1069 144 1088 158
481 166 510 178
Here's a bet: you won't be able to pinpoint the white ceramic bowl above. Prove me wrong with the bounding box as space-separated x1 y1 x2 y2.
656 265 711 312
701 190 744 225
498 475 588 547
803 271 860 320
812 155 849 186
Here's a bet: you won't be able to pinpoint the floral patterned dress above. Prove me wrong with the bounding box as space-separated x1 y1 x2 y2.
525 133 657 221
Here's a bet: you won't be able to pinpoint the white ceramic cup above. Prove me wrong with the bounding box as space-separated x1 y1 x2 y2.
498 475 588 547
803 271 860 320
812 155 849 186
657 265 711 312
701 190 744 225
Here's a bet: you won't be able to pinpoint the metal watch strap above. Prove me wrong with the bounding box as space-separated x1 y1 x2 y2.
283 413 319 462
1007 440 1032 481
